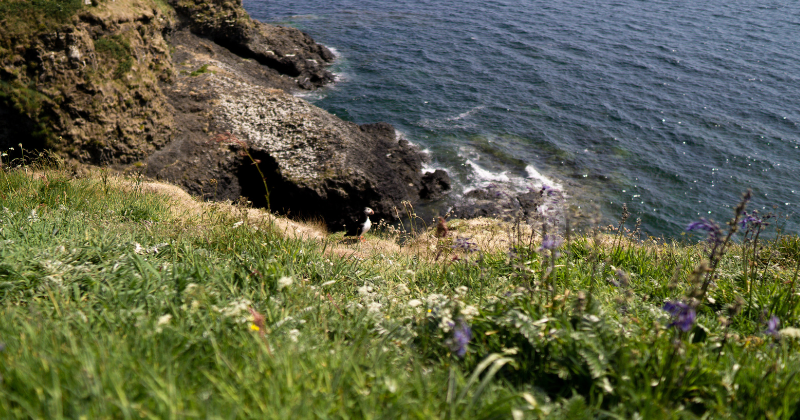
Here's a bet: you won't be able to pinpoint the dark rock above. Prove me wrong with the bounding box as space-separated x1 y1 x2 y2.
147 53 436 230
169 0 335 89
451 185 544 221
420 170 451 200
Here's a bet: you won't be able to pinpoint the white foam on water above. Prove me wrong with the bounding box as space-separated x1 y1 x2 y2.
467 160 510 182
422 161 450 174
324 46 351 83
293 89 327 101
449 105 486 121
286 14 319 20
525 165 563 191
462 160 513 193
326 46 341 58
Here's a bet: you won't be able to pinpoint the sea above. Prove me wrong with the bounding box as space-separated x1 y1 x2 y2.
242 0 800 237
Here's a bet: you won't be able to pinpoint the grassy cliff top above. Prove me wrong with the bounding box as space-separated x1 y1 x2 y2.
0 159 799 418
0 0 85 37
0 0 169 38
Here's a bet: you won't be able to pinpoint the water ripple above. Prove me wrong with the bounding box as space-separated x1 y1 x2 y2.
245 0 800 236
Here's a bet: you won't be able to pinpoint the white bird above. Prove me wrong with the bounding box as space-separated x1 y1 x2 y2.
357 207 374 240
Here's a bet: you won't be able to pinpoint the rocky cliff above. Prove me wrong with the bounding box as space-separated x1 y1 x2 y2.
0 0 451 230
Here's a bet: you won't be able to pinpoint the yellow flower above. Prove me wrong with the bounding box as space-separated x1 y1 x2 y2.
250 324 260 332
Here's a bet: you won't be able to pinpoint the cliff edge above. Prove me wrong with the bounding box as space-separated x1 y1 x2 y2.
0 0 451 230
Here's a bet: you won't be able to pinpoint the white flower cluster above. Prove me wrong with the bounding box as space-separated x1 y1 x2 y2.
213 297 253 324
27 209 39 223
156 314 172 333
277 276 293 290
133 242 169 255
417 288 479 333
355 283 384 315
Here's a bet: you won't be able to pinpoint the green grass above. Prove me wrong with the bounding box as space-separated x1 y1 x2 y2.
0 0 84 37
190 64 212 77
1 164 800 419
95 35 134 79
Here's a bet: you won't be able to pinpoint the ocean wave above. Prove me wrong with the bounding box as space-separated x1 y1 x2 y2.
525 165 562 191
460 159 563 197
417 105 486 130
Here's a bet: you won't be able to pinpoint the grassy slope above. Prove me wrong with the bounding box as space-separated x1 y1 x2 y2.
1 163 800 419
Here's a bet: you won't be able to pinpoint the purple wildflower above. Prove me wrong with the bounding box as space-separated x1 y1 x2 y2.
539 234 562 251
449 319 472 358
506 246 519 260
540 184 557 197
765 315 780 336
663 301 696 332
739 212 761 228
486 183 504 198
686 218 723 244
452 237 478 253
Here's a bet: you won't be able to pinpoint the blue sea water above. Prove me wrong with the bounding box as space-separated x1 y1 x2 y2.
243 0 800 237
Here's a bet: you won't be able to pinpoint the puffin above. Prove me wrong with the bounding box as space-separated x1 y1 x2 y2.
352 207 374 240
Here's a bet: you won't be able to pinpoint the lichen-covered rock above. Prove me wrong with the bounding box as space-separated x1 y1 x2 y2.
146 52 431 228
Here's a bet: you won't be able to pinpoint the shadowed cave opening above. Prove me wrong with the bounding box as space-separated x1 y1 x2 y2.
234 149 383 232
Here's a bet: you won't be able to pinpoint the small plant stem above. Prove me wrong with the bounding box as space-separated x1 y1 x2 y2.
243 149 270 212
781 258 800 319
655 338 679 400
698 196 749 303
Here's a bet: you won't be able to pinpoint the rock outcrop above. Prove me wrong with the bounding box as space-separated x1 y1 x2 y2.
170 0 335 89
146 20 436 228
1 0 450 230
0 0 174 162
450 185 545 221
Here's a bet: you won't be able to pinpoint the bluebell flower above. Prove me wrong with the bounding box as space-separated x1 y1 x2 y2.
452 237 478 253
740 212 761 228
765 315 780 336
539 234 562 251
450 319 472 358
506 246 519 260
686 218 723 244
663 301 696 332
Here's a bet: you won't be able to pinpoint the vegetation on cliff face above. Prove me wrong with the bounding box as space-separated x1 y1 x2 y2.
0 0 175 161
94 34 134 79
0 0 85 37
1 159 799 418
